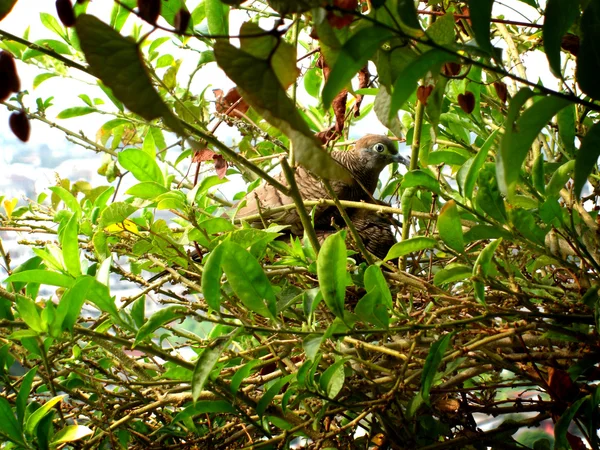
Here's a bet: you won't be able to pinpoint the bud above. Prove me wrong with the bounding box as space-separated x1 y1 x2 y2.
9 111 31 142
457 91 475 114
56 0 76 27
561 33 580 57
416 85 434 105
442 62 461 77
137 0 161 25
0 51 20 101
175 8 191 34
493 81 508 103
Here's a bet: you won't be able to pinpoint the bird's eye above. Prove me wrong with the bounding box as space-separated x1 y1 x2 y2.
374 143 385 153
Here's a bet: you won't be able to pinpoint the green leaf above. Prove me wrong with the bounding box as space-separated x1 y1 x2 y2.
457 129 497 200
257 374 294 416
384 237 437 260
230 360 261 395
532 153 545 195
391 50 455 116
33 72 58 89
25 395 65 436
554 396 588 450
205 0 228 36
51 425 93 445
401 170 441 194
159 0 189 28
55 276 93 332
546 159 574 199
317 232 347 319
22 39 72 61
192 331 238 402
468 0 494 53
427 150 466 166
421 333 453 404
437 200 464 253
364 265 392 308
397 0 422 29
172 401 236 424
48 186 82 218
134 305 187 346
575 122 600 197
201 244 225 311
0 397 25 446
303 334 323 361
57 106 97 119
239 22 299 90
543 0 579 77
98 202 137 228
557 104 576 157
75 14 183 134
577 1 600 100
16 367 37 425
355 286 389 328
476 164 507 224
213 41 351 182
220 241 277 319
433 264 472 286
0 0 17 22
118 149 165 185
5 270 75 288
426 11 455 45
322 26 393 108
497 93 571 199
125 181 168 200
15 295 45 334
59 213 81 277
320 358 347 399
40 12 66 40
473 238 502 279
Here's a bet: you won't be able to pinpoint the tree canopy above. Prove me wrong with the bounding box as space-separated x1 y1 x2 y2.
1 0 599 449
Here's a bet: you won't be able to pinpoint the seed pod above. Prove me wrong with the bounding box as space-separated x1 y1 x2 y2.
416 85 434 105
56 0 76 27
457 91 475 114
561 33 580 56
442 62 461 77
9 111 31 142
137 0 161 25
0 51 20 101
493 81 508 103
175 8 191 34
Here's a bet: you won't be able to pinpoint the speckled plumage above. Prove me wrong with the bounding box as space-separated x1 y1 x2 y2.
235 135 408 234
316 207 398 260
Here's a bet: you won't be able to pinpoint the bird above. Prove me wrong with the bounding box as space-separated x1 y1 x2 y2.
235 135 409 235
316 206 399 260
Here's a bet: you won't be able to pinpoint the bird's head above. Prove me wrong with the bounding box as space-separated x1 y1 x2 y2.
354 135 410 171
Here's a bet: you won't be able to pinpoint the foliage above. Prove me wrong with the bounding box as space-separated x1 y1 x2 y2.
1 0 600 448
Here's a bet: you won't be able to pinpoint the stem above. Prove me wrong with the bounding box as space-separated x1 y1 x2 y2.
280 157 321 253
400 99 425 270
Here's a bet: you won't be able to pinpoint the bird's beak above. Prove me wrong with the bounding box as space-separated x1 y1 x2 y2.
392 153 410 167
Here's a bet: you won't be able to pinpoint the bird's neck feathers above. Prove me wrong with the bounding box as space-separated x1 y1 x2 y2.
331 149 382 192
